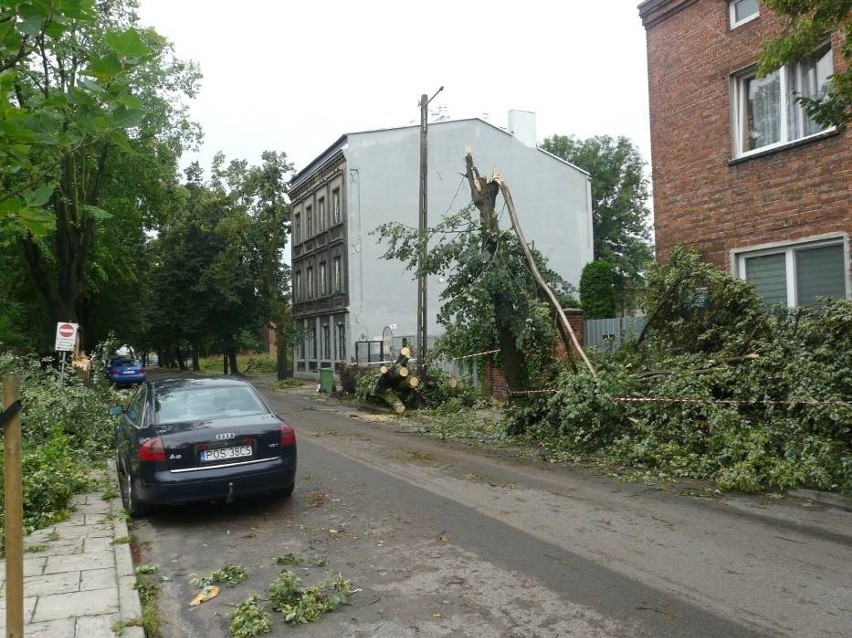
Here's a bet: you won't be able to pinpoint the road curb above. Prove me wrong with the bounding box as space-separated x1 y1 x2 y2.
108 459 145 638
787 489 852 513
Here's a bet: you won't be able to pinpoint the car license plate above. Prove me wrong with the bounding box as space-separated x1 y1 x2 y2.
123 370 136 374
199 446 253 462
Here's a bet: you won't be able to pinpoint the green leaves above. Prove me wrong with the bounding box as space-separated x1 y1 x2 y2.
580 260 616 319
506 250 852 496
759 0 851 126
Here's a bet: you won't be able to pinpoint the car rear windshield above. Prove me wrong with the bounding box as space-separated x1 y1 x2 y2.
155 386 268 424
111 357 139 367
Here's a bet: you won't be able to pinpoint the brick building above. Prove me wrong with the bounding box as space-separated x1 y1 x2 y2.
639 0 850 306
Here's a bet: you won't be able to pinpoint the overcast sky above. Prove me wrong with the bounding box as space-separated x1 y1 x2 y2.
135 0 651 174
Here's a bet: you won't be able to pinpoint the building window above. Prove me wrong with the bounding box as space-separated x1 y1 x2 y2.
337 323 346 361
294 213 301 244
737 239 848 307
318 197 326 231
294 270 302 301
306 205 313 237
322 324 331 360
730 0 758 28
333 256 342 293
307 266 314 299
319 261 328 296
733 42 833 157
332 188 341 225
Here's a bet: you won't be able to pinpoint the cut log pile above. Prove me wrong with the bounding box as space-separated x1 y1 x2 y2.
372 347 419 414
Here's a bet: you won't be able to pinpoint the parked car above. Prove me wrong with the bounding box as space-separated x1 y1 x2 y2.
110 377 297 516
107 356 146 386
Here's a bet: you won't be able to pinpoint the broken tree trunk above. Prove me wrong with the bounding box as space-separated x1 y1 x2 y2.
492 168 597 379
464 152 529 391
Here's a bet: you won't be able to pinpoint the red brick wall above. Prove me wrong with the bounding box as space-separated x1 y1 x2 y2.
485 309 585 399
485 357 510 400
641 0 851 269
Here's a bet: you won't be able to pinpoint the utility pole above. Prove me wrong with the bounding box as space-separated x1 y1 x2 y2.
417 86 443 378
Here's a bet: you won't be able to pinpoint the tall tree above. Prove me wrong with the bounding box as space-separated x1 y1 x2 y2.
5 0 200 348
759 0 851 127
149 153 293 374
540 135 654 296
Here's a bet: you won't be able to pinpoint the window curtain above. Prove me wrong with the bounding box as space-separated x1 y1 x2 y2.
796 244 846 306
792 43 833 139
744 252 787 306
746 71 781 150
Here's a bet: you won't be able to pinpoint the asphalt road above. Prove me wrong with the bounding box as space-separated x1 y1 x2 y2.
130 381 852 637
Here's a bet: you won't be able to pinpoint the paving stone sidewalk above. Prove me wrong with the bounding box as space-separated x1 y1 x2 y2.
0 460 143 637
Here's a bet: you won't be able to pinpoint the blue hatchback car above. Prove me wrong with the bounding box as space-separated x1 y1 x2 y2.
107 356 146 386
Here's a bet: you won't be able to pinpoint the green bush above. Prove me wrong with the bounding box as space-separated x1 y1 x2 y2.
243 353 277 374
0 350 122 553
505 248 852 495
580 260 616 319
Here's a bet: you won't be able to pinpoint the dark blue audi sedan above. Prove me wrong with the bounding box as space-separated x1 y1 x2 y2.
110 377 297 517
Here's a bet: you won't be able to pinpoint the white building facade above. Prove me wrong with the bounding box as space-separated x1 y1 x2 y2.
289 113 593 376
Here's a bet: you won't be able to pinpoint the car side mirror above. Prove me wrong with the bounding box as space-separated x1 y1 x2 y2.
108 405 124 416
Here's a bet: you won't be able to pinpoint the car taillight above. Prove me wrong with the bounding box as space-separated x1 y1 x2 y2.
139 437 166 461
279 424 296 447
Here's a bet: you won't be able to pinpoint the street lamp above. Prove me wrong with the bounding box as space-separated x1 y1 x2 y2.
417 86 443 379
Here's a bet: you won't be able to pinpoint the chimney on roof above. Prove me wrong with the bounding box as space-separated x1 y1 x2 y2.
508 109 537 148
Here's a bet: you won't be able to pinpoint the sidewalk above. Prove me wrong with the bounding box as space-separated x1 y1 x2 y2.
0 460 143 638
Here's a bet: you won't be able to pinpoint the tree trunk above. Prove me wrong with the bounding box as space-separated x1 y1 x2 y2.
191 344 200 371
19 146 107 335
381 390 406 414
277 328 292 380
464 153 529 391
228 347 239 375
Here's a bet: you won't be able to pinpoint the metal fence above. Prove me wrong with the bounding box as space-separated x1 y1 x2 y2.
584 316 647 350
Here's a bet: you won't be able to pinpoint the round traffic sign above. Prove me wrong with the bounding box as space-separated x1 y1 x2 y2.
59 323 74 338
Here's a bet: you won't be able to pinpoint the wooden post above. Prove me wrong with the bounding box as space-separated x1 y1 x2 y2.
4 373 24 637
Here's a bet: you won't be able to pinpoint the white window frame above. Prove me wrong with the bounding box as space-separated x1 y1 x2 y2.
732 235 850 307
336 322 346 361
333 256 342 293
306 204 313 237
730 0 759 29
318 197 326 232
293 212 301 244
731 41 834 158
307 266 314 299
332 188 341 225
322 324 331 360
319 261 328 296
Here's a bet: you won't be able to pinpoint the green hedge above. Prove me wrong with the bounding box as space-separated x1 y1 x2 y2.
0 353 122 552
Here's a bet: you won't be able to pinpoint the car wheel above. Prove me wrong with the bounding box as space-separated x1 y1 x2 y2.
118 461 152 518
276 482 295 498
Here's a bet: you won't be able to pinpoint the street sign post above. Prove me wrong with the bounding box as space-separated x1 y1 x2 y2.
54 322 78 389
54 322 78 352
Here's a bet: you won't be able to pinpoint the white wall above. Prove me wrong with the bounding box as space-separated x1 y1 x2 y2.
344 119 593 345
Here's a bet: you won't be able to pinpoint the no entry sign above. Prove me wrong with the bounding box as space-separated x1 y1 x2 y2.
55 322 78 352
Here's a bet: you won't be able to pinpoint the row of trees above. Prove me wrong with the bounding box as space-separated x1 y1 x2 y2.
0 1 295 373
1 0 844 376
